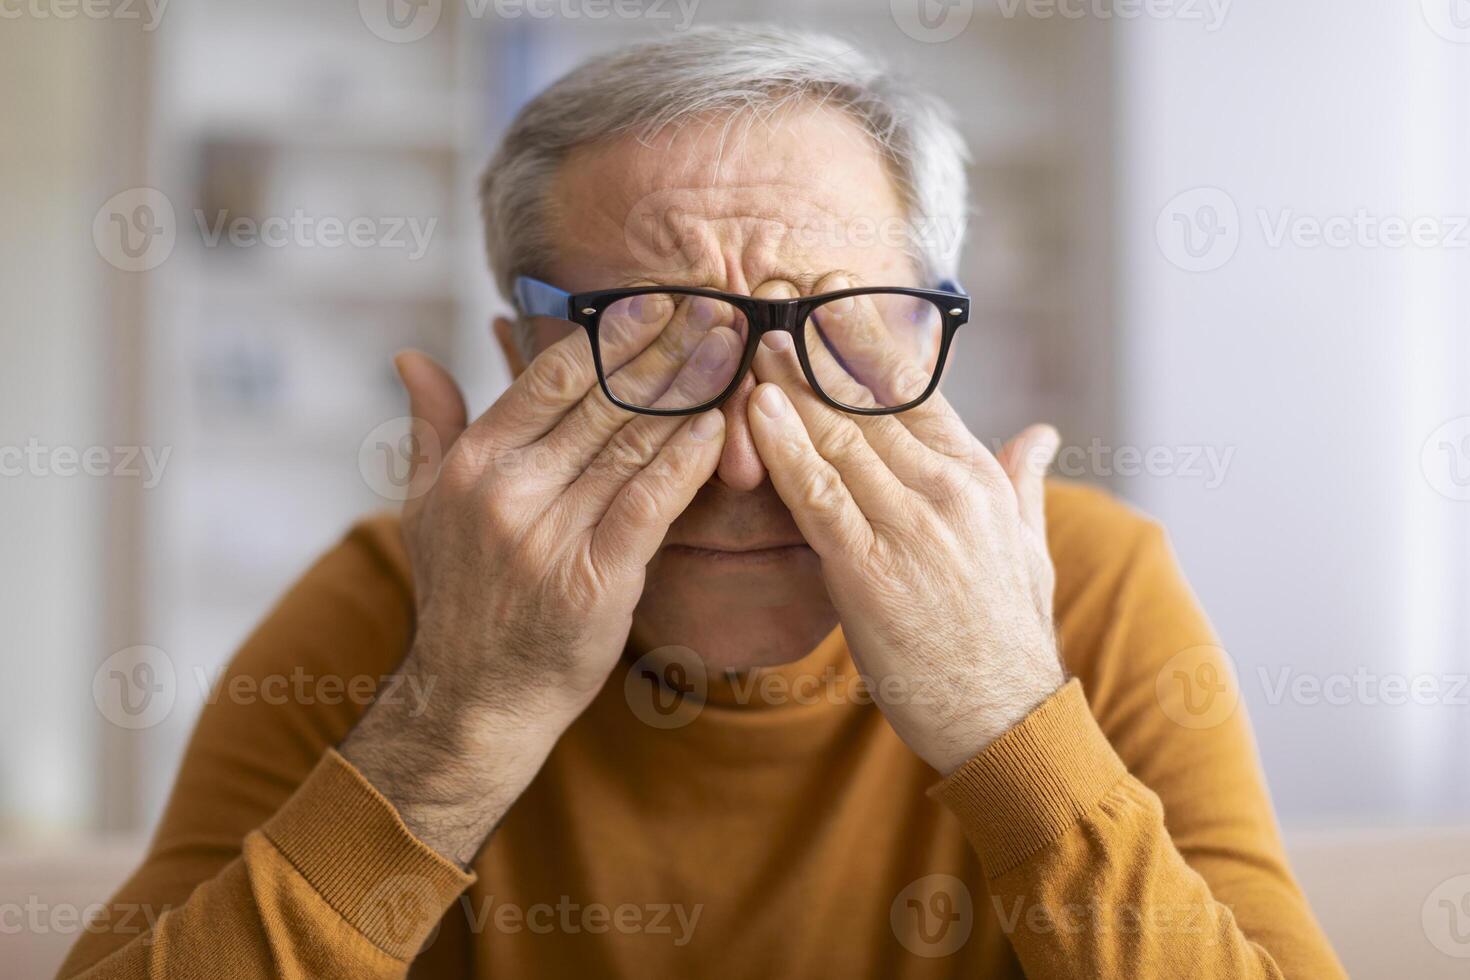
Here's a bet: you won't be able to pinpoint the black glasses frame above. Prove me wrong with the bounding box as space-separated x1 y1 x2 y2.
527 281 970 417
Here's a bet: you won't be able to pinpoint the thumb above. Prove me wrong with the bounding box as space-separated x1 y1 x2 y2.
997 423 1059 536
393 350 467 496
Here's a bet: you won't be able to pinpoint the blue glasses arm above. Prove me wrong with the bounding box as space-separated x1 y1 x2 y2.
936 279 967 295
513 276 573 320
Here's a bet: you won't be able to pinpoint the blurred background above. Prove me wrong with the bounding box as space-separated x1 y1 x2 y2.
2 0 1468 975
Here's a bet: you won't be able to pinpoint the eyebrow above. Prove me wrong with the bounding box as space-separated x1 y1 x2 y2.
609 270 856 295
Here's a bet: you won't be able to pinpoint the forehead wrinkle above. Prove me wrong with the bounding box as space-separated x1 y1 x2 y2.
547 104 912 291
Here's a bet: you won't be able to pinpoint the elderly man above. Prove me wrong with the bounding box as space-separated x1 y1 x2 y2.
62 25 1341 979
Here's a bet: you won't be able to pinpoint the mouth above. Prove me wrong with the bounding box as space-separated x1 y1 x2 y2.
662 542 814 564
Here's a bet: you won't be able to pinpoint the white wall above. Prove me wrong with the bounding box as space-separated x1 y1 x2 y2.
1117 0 1470 824
0 22 109 835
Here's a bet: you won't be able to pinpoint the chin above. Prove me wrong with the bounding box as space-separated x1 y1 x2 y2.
631 545 838 672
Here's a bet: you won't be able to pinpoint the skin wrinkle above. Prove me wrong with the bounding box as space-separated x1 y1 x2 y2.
517 104 922 670
452 100 1057 781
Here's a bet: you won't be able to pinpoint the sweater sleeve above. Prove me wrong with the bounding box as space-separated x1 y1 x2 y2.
59 751 471 979
56 517 472 979
930 515 1345 978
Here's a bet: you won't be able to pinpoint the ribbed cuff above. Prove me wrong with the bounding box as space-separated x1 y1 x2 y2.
930 679 1127 878
262 748 474 960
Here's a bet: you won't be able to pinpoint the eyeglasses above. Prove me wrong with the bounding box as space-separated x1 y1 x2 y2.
513 277 970 416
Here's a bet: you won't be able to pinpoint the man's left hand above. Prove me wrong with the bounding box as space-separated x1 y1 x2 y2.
747 326 1066 775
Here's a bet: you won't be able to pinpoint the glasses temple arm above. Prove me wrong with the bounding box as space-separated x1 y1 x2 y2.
513 276 573 319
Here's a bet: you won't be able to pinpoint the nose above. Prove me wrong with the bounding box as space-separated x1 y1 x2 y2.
712 278 798 491
715 371 767 491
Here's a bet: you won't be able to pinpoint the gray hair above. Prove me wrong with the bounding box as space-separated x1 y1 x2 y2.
478 24 971 351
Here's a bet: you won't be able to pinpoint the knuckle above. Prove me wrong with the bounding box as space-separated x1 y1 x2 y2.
891 362 931 403
618 477 667 528
799 464 848 519
820 421 869 465
527 344 585 405
484 499 522 542
610 425 664 472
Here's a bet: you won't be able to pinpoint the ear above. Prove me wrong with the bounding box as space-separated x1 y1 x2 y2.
493 316 528 378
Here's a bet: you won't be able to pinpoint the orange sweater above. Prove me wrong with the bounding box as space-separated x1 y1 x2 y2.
59 482 1343 978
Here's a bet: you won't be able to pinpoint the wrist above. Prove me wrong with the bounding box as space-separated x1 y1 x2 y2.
340 660 572 866
931 658 1066 776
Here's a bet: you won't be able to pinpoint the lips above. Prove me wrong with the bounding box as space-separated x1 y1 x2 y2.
665 540 808 553
660 541 814 564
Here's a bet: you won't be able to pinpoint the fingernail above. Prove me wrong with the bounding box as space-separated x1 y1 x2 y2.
755 384 787 419
1037 425 1061 455
392 352 410 388
761 331 792 352
691 410 723 441
824 276 853 313
693 332 731 373
627 294 665 322
688 296 719 329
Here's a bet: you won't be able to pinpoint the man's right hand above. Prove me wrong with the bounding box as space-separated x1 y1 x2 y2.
341 323 730 866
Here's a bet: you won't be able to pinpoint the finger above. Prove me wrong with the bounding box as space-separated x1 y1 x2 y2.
526 291 740 486
745 382 874 559
560 328 741 515
396 350 468 449
751 331 911 518
802 275 976 465
591 411 725 574
539 323 742 488
997 424 1059 535
600 292 743 407
471 329 600 450
394 350 467 510
805 273 936 409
